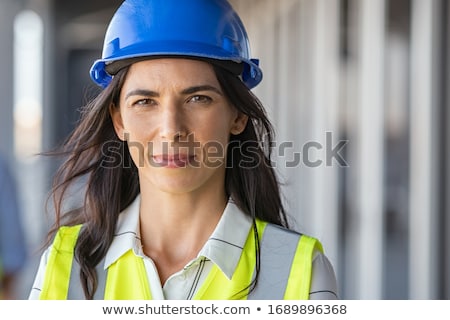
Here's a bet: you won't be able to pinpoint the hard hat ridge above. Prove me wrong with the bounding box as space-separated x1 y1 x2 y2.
90 0 263 89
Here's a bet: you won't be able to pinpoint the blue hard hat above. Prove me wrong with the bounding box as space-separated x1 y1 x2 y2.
90 0 263 89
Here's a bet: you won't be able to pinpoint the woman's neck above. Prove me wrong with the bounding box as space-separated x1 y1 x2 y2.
137 178 228 284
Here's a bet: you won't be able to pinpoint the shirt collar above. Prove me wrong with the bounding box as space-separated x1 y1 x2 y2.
104 195 253 280
198 199 252 279
103 195 142 269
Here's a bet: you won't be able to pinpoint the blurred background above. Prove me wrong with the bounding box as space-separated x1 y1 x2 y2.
0 0 448 299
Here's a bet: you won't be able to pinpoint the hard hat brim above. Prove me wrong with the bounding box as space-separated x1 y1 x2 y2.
90 53 262 89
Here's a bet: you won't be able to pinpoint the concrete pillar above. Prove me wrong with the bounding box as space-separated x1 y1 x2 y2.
0 0 23 164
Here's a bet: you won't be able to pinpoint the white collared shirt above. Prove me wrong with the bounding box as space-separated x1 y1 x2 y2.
29 196 338 299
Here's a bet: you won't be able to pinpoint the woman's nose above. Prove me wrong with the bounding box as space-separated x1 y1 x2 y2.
159 103 187 140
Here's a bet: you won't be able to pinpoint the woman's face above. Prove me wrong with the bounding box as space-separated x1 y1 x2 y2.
111 58 247 195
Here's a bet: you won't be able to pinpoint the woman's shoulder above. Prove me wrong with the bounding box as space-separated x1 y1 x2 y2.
310 250 339 299
259 220 322 245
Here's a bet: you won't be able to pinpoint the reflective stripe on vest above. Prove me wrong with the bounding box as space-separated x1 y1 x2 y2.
39 220 322 300
249 224 322 299
39 224 82 300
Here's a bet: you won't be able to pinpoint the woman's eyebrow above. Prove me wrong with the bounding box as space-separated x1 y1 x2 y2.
124 85 223 100
181 85 223 96
125 89 159 100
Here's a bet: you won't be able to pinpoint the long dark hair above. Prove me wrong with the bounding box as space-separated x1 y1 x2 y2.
46 62 288 299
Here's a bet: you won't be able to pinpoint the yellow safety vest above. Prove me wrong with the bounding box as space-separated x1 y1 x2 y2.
39 220 323 300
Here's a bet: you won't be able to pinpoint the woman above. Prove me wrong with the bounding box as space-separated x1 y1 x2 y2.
29 0 338 300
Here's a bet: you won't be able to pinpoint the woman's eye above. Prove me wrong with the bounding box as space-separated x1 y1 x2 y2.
188 95 212 104
133 98 156 106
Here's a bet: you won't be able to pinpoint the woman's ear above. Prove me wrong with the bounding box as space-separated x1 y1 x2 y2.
109 103 126 141
230 112 248 135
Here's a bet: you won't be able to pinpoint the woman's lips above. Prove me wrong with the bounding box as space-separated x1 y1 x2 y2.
151 154 196 168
